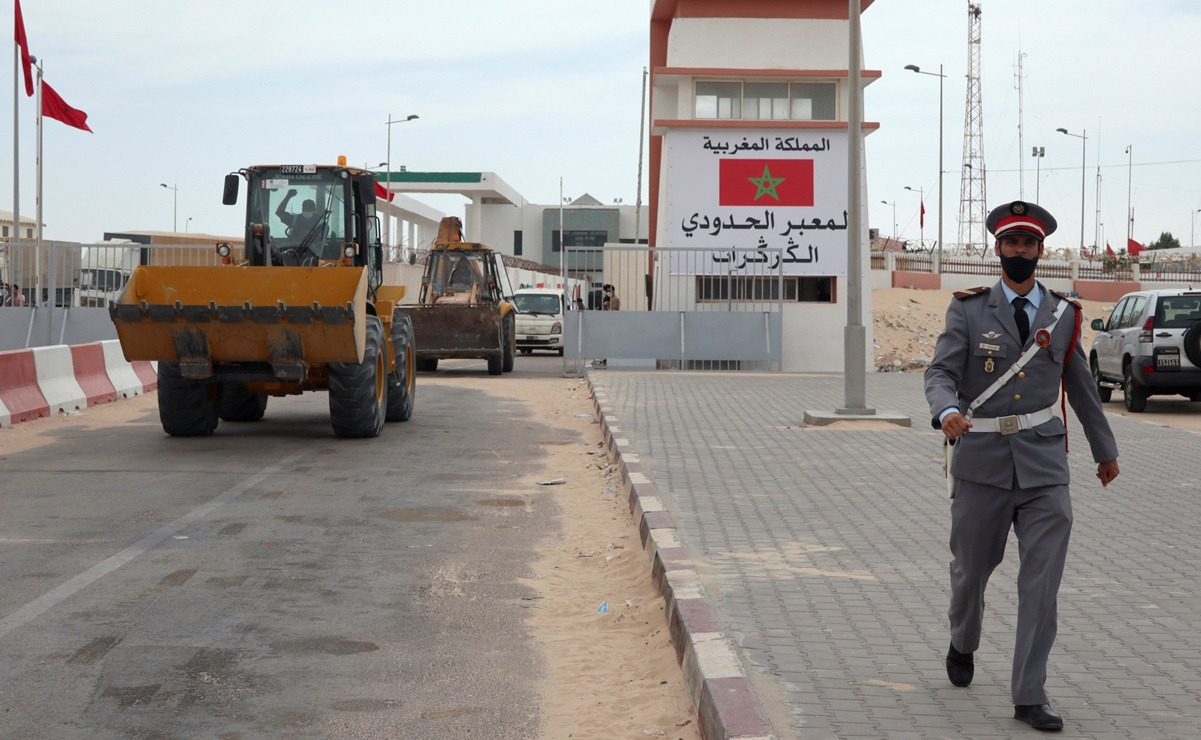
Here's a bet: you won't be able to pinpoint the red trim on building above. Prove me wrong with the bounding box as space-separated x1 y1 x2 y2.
653 0 875 21
657 66 882 79
653 119 880 131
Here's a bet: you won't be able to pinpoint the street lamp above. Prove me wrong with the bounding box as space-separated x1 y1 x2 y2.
904 63 945 270
1056 127 1088 252
880 200 897 242
904 185 924 249
1125 145 1134 248
1031 147 1045 202
185 217 193 233
1191 208 1201 249
159 183 178 232
384 114 419 249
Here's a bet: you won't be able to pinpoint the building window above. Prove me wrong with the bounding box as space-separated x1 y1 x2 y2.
743 82 789 120
552 229 609 252
790 83 836 120
694 81 836 121
513 230 523 256
695 81 741 119
1 226 7 237
695 276 834 302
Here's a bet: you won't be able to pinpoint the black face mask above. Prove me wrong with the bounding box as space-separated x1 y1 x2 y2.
999 253 1038 282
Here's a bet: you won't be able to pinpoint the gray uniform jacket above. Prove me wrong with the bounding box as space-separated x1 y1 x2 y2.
924 281 1119 490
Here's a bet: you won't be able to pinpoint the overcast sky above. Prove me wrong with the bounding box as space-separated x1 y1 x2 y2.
6 0 1201 252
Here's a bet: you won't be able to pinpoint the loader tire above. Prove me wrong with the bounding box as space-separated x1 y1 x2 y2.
487 351 503 376
502 315 515 373
217 382 268 422
416 357 438 372
386 314 417 422
158 363 219 437
328 316 386 438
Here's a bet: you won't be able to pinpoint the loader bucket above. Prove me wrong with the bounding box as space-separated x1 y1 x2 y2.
110 266 368 380
397 305 502 357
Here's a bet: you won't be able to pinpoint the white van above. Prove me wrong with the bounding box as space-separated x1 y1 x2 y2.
512 288 566 355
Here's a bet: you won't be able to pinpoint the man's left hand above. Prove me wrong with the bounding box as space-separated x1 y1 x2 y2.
1096 458 1120 487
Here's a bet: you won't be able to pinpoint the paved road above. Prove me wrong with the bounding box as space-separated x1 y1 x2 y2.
591 370 1201 738
0 356 570 739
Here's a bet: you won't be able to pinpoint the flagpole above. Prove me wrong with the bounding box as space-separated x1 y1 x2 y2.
12 34 21 289
34 56 41 244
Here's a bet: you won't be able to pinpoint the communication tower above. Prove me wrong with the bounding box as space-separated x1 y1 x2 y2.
958 3 987 254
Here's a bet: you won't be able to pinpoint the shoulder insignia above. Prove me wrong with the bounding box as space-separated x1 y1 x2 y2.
952 286 990 300
1050 290 1083 311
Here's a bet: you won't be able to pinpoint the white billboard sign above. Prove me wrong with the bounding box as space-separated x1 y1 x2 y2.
666 128 849 276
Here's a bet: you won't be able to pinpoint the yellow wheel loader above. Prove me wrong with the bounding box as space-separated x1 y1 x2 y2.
109 161 416 438
396 217 517 376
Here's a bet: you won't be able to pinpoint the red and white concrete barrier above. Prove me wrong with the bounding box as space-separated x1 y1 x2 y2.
0 341 157 427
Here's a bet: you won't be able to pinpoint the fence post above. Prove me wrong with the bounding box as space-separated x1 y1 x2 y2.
886 252 897 273
1070 260 1079 282
1131 262 1141 283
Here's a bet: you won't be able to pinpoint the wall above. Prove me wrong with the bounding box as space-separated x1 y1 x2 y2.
666 18 848 69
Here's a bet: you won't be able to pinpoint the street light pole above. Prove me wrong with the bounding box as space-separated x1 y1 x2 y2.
1191 208 1201 249
1031 146 1045 202
880 200 896 243
384 114 419 253
904 185 924 249
159 183 178 232
904 63 945 270
1056 127 1088 252
185 217 193 233
1125 145 1133 248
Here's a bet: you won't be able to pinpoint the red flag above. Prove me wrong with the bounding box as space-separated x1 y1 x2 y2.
718 159 814 206
920 200 926 229
15 0 34 96
373 181 395 202
1127 237 1145 255
41 81 92 132
1106 243 1115 257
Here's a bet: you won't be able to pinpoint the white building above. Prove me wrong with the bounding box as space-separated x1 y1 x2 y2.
648 0 880 371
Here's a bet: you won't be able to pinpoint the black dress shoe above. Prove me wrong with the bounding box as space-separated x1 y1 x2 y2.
1014 703 1063 731
946 642 973 687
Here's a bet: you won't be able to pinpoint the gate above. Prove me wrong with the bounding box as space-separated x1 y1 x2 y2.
562 245 784 373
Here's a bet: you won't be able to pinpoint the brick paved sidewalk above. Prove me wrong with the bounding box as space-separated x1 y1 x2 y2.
592 371 1201 739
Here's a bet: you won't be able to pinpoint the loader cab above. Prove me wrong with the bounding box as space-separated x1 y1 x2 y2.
228 165 382 292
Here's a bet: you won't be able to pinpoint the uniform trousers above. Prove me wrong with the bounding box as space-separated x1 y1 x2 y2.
948 478 1073 705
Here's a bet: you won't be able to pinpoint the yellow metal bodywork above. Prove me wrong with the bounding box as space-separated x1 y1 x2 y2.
111 265 375 380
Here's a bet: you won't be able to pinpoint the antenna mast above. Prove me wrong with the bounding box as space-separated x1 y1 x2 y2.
1016 50 1026 200
958 3 987 256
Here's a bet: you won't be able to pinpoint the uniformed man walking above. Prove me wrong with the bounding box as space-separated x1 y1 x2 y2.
924 200 1121 731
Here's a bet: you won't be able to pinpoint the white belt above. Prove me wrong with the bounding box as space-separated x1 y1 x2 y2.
967 405 1058 435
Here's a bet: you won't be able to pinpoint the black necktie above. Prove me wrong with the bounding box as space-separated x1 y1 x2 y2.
1012 296 1030 345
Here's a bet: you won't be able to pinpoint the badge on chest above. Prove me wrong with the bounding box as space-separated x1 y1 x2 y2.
979 342 1001 373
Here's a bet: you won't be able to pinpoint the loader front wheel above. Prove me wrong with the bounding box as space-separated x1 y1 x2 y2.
487 351 503 376
329 316 386 438
158 363 219 437
217 382 268 422
386 314 417 422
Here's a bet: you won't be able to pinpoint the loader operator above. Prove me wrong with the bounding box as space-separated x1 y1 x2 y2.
275 189 324 242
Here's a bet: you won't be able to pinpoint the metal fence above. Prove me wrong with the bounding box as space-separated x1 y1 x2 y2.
560 244 788 373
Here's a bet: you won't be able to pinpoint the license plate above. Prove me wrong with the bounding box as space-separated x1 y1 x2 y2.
1157 351 1180 368
526 335 538 341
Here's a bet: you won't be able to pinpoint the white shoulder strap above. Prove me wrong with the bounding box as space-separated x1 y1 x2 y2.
966 296 1069 419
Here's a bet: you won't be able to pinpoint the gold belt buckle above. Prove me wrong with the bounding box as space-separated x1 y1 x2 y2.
998 415 1021 435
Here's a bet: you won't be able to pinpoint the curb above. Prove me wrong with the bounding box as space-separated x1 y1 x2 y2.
588 376 775 740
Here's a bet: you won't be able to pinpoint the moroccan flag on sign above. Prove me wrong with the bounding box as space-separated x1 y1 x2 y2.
42 82 92 132
718 159 814 207
1106 243 1116 257
1128 238 1145 255
920 201 926 228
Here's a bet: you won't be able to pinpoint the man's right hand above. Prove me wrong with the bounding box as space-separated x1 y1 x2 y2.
941 412 973 441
